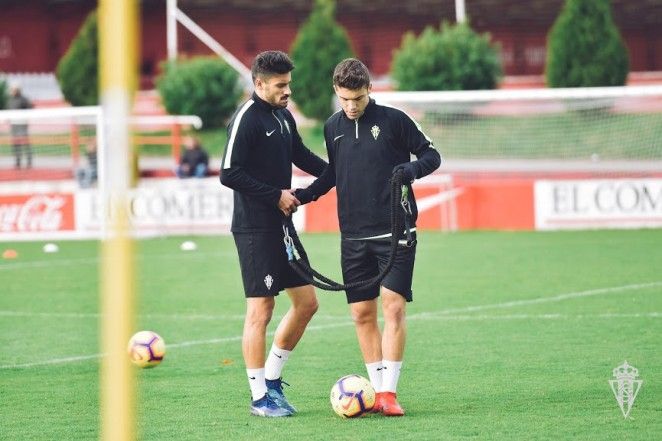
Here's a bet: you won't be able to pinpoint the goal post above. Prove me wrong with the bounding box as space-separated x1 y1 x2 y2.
166 0 252 88
372 85 662 177
98 0 138 440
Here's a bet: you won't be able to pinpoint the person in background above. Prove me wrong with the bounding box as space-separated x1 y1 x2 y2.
7 82 33 169
75 140 98 188
176 135 209 178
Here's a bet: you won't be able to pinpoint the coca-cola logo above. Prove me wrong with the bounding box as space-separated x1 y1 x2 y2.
0 194 74 232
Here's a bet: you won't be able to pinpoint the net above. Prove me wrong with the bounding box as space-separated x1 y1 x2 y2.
0 106 101 182
372 85 662 178
0 106 226 241
0 106 203 184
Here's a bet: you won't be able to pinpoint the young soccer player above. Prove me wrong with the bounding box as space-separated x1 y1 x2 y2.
220 50 327 417
295 58 441 416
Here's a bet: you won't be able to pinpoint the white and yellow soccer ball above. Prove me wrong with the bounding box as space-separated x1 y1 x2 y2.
127 331 166 368
330 374 376 418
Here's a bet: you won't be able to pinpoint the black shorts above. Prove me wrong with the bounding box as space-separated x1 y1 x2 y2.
341 234 416 304
233 231 310 297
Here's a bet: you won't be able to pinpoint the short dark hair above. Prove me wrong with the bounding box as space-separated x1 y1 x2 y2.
333 58 371 90
251 50 295 82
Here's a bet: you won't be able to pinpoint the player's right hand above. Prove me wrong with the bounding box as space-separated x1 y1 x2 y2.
278 189 300 216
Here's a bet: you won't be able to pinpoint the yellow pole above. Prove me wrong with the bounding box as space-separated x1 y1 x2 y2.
98 0 138 440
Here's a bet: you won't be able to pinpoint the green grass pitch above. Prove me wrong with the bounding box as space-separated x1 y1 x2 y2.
1 230 661 440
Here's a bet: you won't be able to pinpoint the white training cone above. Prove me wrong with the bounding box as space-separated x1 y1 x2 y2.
43 243 59 253
180 240 197 251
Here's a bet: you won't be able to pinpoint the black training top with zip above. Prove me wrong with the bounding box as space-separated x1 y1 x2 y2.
220 92 327 233
304 98 441 239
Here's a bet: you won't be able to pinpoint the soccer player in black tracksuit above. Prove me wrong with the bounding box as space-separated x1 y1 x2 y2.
295 59 441 416
220 51 327 418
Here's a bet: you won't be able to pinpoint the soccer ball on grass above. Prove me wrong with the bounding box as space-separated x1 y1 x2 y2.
127 330 165 368
330 374 375 418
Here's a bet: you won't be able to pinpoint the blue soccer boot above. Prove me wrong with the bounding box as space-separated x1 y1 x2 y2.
266 378 297 414
250 393 292 417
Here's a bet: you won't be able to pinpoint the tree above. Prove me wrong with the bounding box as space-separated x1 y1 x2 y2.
0 77 6 109
290 0 353 122
546 0 629 87
56 11 99 106
156 57 242 128
391 21 502 91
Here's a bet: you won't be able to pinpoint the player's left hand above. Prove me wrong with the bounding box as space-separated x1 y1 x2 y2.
392 163 417 183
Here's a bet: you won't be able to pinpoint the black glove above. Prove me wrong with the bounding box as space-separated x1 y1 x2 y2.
294 188 315 205
392 162 418 183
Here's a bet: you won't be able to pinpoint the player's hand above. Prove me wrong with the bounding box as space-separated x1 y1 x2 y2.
278 189 300 216
294 188 314 205
392 162 417 183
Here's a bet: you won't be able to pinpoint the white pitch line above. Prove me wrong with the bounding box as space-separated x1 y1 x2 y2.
0 311 101 319
413 312 662 321
5 282 660 322
167 321 353 349
0 250 233 272
3 312 661 370
0 310 344 321
0 257 96 271
410 281 662 319
0 321 354 370
1 281 660 370
0 353 106 369
0 311 245 321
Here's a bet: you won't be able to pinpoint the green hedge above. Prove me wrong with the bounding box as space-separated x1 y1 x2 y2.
290 0 353 122
391 21 502 91
156 57 243 129
56 11 99 106
546 0 629 87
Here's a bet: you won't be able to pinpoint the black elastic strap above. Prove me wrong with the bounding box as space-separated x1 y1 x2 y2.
282 170 411 292
400 184 417 248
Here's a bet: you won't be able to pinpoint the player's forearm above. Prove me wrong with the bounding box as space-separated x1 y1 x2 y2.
220 167 281 206
293 145 328 177
413 147 442 178
295 168 335 204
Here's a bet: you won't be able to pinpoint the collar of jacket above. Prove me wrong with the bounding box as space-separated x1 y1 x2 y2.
252 91 282 112
340 98 376 121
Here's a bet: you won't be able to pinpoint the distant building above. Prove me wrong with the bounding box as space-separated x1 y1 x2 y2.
0 0 660 88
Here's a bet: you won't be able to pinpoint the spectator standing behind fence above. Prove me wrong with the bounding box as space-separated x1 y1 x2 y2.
176 136 209 178
7 82 33 169
76 141 98 188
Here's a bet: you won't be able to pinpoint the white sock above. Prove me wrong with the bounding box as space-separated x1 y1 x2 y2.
246 368 267 401
265 344 291 380
382 360 403 393
365 361 384 393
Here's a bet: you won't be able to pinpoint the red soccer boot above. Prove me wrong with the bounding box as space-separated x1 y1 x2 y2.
372 392 384 413
375 392 405 416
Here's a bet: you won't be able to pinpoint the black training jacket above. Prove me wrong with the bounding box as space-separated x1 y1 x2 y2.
220 92 327 233
303 99 441 239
